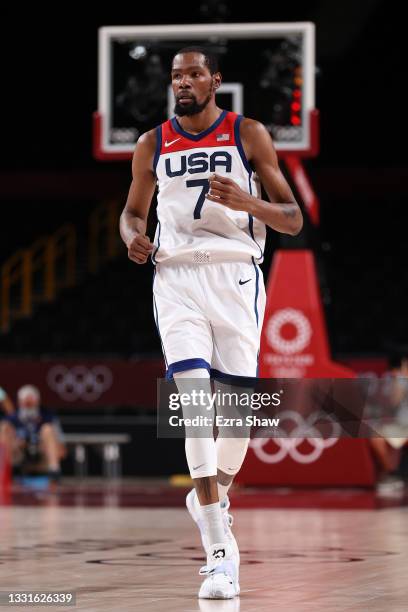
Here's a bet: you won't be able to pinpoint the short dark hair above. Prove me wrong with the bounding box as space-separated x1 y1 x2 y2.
172 46 219 74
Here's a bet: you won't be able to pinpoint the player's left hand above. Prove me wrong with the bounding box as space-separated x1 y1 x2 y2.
205 173 253 212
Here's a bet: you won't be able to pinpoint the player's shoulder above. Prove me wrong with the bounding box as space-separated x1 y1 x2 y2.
239 117 275 160
139 115 173 146
137 128 157 150
132 128 158 167
239 116 270 139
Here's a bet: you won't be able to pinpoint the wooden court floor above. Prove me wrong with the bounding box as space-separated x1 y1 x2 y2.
0 501 407 611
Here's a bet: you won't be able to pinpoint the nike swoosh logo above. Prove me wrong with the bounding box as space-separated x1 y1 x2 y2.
192 462 206 470
213 548 226 559
239 279 252 285
164 138 181 147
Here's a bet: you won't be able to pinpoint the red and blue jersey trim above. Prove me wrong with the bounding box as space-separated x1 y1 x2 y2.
157 110 239 156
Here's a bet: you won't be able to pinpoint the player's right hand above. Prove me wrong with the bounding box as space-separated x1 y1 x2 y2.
127 234 154 264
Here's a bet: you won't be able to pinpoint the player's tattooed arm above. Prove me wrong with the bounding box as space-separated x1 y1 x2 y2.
242 118 302 234
206 119 303 235
120 130 157 264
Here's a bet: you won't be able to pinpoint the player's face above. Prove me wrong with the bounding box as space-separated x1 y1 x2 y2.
171 52 217 116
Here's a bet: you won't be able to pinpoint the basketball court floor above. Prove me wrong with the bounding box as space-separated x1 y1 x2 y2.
1 480 407 611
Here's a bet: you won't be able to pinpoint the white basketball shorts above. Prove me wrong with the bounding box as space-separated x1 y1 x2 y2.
153 260 266 379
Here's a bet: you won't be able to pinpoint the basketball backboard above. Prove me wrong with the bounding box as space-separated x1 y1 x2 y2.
94 22 318 160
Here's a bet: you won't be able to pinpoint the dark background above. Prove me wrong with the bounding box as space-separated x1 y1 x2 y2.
2 0 405 355
2 1 404 169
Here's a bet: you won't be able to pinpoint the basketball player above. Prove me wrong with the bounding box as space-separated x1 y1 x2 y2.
120 46 302 599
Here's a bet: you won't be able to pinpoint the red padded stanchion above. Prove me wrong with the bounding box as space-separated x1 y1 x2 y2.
236 250 376 487
0 443 11 502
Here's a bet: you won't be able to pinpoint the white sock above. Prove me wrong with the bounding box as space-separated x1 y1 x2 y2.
214 380 252 505
217 483 230 506
200 501 225 546
216 436 251 505
193 487 227 512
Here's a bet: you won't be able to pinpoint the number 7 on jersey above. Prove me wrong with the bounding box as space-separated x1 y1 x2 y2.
186 179 210 220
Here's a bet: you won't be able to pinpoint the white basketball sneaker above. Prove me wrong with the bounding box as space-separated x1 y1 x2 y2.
186 489 240 578
186 488 208 551
198 542 240 599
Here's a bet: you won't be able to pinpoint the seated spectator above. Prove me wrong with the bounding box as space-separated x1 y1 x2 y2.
388 351 408 482
0 385 65 483
371 351 408 489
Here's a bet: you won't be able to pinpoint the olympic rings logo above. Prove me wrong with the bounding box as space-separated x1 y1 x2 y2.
47 365 113 402
265 308 312 355
250 410 340 464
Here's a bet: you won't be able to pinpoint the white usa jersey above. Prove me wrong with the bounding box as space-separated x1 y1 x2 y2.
152 110 266 265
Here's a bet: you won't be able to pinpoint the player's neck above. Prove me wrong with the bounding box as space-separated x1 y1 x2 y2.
176 105 223 135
